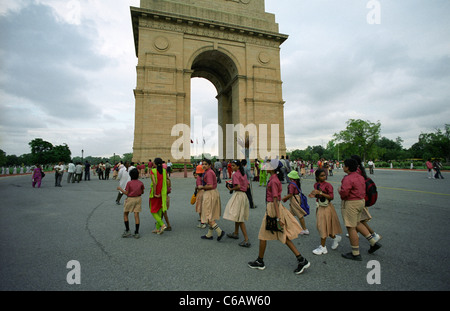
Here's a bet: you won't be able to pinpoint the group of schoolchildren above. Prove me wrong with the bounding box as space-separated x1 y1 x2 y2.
117 154 382 275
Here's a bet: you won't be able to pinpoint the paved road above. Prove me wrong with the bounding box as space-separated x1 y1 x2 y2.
0 168 449 292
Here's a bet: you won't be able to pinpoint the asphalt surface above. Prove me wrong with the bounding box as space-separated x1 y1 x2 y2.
0 168 449 292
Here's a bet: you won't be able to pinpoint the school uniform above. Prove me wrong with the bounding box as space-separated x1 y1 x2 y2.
200 168 222 224
339 172 366 227
223 170 249 223
313 181 342 239
195 175 204 214
287 182 307 219
258 174 302 244
123 179 144 213
356 168 372 222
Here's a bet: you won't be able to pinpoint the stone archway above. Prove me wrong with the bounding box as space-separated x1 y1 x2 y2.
131 0 288 162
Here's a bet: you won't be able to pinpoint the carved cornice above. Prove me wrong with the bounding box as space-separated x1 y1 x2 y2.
130 6 288 56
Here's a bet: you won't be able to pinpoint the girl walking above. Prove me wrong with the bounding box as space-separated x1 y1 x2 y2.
198 159 225 241
308 169 342 255
248 159 310 275
224 160 251 247
282 170 309 235
149 158 168 235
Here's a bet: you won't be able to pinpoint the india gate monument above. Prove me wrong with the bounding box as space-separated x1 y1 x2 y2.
131 0 288 162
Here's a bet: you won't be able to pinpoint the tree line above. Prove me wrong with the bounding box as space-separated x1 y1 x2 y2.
0 138 133 167
289 120 450 164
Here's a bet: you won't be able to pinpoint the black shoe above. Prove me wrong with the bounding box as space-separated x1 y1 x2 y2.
201 235 213 240
368 242 382 254
248 259 266 270
217 231 225 241
341 252 362 261
294 259 311 275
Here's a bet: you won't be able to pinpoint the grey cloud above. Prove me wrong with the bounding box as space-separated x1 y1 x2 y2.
0 3 108 120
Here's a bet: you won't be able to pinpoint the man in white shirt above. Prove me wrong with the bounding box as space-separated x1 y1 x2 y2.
54 162 65 187
67 161 76 183
368 160 375 175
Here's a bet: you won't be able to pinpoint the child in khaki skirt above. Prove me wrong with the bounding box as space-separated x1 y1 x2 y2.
282 170 309 235
248 159 310 275
308 169 342 255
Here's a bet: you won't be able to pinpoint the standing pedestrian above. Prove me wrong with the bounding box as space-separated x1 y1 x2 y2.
248 159 310 275
54 162 64 187
149 158 168 235
426 159 434 179
98 162 105 180
224 160 251 247
117 168 144 239
198 159 225 241
433 159 444 179
32 164 43 188
308 169 342 255
116 162 130 204
214 159 222 184
67 161 75 183
105 161 111 180
85 161 91 180
75 162 83 183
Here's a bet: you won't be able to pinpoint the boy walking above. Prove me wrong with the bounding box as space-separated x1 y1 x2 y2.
117 168 144 239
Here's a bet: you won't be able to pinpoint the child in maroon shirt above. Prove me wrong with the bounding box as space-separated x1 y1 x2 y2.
117 168 144 239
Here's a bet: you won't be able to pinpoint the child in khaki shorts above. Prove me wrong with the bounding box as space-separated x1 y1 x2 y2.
339 159 381 260
117 168 144 239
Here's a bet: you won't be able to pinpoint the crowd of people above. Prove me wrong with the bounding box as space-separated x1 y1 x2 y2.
112 154 383 275
26 153 450 275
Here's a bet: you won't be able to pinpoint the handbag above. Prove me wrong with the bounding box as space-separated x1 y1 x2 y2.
190 193 196 205
265 210 283 234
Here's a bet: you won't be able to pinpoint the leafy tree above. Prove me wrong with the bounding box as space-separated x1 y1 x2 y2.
50 144 71 163
28 138 72 164
29 138 53 164
334 119 381 161
410 125 450 162
0 149 6 167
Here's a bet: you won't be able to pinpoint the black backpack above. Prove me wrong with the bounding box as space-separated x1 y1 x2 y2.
365 177 378 207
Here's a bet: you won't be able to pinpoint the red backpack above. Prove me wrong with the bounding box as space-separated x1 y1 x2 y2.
365 177 378 207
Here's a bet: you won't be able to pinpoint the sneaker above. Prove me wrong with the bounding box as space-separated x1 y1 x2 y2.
294 258 310 275
122 230 131 238
312 245 328 255
300 229 310 235
368 242 382 254
372 233 382 243
133 233 140 239
331 235 342 250
248 258 266 270
197 223 207 229
341 252 362 261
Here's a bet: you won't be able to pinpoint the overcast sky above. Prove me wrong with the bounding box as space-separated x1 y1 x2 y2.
1 0 449 158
